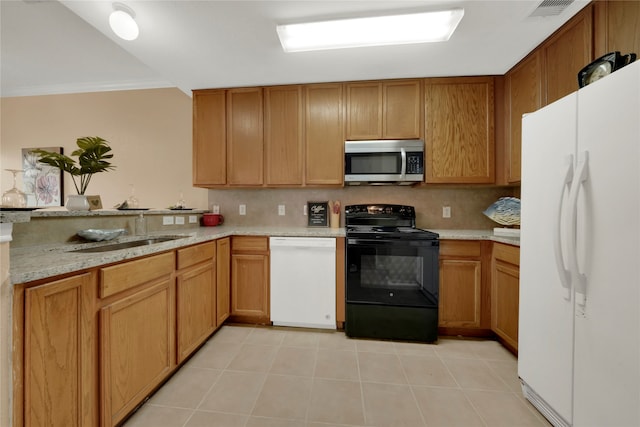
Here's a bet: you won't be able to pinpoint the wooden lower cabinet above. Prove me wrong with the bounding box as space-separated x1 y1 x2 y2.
176 242 216 364
216 237 231 326
230 236 270 323
23 272 98 427
100 279 175 426
491 243 520 353
438 240 492 336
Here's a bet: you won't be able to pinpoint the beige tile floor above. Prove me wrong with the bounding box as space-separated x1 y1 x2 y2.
122 325 551 427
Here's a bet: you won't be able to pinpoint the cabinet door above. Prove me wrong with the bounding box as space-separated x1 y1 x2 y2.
425 77 495 183
491 244 520 352
100 279 175 427
231 254 269 322
216 237 231 326
265 85 303 185
439 259 482 328
193 90 226 186
383 79 422 139
594 0 640 57
438 241 487 331
346 82 382 140
304 83 344 185
544 5 593 105
227 88 264 185
506 51 543 183
24 272 97 427
176 261 216 363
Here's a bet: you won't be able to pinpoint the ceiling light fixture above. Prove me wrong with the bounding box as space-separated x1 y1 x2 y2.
109 3 139 41
277 9 464 53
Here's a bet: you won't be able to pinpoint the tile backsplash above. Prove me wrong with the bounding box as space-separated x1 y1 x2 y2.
208 186 516 229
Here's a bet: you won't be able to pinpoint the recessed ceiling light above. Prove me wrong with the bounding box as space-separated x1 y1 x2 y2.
277 9 464 53
109 3 139 41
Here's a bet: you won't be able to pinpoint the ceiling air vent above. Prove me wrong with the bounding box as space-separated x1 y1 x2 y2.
529 0 574 17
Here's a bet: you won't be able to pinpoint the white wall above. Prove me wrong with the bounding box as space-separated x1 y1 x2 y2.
0 88 208 210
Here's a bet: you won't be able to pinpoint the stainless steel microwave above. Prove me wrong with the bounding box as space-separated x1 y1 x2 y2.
344 139 424 185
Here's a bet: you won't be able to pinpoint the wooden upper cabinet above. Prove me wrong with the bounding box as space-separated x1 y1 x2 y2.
543 5 593 105
346 79 422 140
383 80 422 139
304 83 344 185
594 0 640 57
506 51 544 183
346 82 382 139
226 88 264 185
193 90 226 186
264 85 304 185
424 77 495 183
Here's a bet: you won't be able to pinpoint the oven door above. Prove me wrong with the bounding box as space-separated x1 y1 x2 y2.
346 237 439 308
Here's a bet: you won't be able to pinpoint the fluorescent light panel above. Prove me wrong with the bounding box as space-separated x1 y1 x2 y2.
277 9 464 52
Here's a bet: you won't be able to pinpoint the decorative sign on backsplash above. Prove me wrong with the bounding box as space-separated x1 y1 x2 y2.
307 201 329 227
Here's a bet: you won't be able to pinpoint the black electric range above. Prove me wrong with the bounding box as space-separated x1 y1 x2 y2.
344 204 440 342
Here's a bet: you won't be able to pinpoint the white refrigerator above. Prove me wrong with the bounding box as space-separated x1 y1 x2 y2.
519 60 640 427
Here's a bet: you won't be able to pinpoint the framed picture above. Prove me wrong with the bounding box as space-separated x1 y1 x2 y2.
307 201 329 227
22 147 64 208
86 195 103 210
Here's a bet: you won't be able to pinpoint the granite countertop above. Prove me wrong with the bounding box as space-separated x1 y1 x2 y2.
9 226 345 284
9 226 518 285
432 229 520 246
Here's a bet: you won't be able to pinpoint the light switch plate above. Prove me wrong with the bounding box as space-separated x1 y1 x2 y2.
163 216 174 225
239 204 246 215
212 205 220 214
175 216 185 225
278 205 285 216
189 215 198 224
442 206 451 218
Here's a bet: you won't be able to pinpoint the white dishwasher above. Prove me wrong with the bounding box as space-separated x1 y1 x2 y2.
270 237 336 329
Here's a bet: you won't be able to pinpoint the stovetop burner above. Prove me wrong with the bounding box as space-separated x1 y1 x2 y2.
345 204 439 240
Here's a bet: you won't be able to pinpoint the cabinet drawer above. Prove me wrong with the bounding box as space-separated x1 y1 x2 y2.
177 242 216 270
440 240 482 258
100 252 175 298
493 243 520 266
232 236 268 252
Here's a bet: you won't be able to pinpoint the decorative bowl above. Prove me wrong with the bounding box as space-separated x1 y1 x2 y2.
77 228 127 242
483 197 521 226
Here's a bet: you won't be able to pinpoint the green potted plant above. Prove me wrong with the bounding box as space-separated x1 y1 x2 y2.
32 136 115 210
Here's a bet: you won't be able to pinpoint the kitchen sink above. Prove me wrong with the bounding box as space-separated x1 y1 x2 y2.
70 236 186 253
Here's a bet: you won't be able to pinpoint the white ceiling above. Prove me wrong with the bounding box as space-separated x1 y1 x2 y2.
1 0 591 98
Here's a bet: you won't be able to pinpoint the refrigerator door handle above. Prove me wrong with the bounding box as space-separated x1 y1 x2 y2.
568 150 589 306
554 153 574 299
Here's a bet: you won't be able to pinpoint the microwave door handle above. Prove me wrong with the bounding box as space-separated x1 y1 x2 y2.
400 148 407 179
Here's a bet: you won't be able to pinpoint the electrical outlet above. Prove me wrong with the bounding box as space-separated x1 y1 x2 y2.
175 216 185 225
239 204 246 215
278 205 285 216
442 206 451 218
188 215 198 224
163 216 174 225
212 205 220 214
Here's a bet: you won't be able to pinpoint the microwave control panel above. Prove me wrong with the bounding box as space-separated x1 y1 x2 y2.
407 152 424 174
